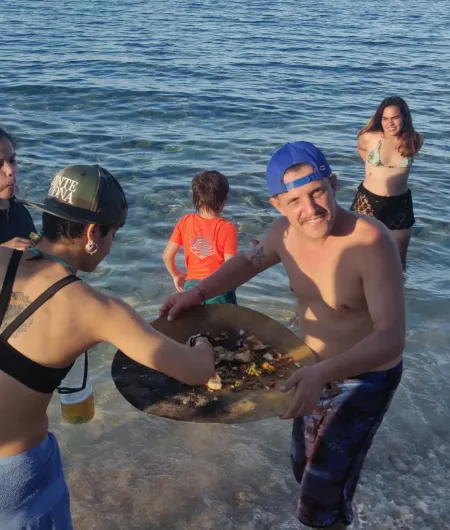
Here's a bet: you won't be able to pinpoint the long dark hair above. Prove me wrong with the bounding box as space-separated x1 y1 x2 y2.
0 127 16 149
359 96 423 157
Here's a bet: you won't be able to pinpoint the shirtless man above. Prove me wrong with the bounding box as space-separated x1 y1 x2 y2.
160 141 405 529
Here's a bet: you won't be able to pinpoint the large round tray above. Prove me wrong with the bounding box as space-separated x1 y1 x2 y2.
111 304 316 423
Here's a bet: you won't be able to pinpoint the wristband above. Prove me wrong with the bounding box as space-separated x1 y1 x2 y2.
189 333 213 348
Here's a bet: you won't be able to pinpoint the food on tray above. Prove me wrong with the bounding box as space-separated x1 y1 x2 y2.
205 332 298 392
206 374 222 391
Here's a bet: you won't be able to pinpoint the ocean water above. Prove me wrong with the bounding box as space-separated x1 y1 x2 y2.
2 1 450 528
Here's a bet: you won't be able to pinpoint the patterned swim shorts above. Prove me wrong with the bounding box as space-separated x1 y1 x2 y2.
291 362 402 528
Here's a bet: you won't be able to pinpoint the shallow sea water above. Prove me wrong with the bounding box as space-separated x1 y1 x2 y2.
2 0 450 528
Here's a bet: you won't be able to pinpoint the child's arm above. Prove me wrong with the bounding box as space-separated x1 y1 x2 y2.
223 223 239 262
163 241 186 292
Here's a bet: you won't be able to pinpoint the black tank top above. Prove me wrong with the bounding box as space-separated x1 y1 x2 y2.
0 198 36 244
0 250 81 393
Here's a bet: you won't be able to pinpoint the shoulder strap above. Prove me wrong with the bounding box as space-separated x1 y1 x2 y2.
0 250 22 327
0 275 81 341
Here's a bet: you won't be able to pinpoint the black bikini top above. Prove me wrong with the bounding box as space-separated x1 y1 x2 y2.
0 250 80 393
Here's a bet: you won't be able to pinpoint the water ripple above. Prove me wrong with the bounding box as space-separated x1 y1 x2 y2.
1 1 450 527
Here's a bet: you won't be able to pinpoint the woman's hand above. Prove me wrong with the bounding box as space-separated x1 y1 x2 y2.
0 237 35 251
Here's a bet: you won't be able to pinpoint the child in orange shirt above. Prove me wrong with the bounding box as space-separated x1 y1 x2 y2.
163 170 239 304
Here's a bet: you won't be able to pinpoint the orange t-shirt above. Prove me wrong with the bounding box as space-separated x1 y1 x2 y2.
170 213 238 281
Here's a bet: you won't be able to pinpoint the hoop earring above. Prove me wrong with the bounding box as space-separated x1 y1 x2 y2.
85 240 98 255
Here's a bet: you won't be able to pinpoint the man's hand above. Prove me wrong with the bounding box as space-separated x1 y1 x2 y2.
279 365 326 419
160 285 204 321
173 273 186 293
1 237 35 251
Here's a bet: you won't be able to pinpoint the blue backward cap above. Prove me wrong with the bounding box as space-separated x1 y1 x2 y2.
266 141 332 196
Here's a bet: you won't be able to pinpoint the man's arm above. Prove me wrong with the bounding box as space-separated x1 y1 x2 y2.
94 296 215 386
196 221 282 299
318 226 405 381
160 220 283 320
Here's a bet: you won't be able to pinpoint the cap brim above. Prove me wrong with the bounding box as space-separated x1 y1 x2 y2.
19 199 102 224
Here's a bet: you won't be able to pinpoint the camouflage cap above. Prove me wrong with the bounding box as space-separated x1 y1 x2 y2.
21 165 128 226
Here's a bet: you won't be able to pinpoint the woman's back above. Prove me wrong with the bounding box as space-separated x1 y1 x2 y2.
0 248 103 456
0 163 215 529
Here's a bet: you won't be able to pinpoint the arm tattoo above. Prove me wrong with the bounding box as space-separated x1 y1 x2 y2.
250 245 266 264
0 292 33 338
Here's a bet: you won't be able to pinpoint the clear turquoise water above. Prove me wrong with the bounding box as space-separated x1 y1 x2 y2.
2 1 450 528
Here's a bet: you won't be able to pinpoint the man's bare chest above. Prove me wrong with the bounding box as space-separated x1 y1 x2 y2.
280 250 366 314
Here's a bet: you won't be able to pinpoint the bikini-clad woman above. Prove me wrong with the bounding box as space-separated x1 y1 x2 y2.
351 96 423 267
0 164 214 529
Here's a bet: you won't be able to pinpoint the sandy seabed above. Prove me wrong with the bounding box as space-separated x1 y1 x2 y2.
48 342 450 530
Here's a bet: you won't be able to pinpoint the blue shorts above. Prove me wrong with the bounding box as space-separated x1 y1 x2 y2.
291 362 402 528
0 432 73 529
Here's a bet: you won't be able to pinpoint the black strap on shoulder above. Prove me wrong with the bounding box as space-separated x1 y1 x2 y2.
0 275 81 341
0 250 22 328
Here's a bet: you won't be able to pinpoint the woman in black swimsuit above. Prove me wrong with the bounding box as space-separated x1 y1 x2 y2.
351 96 423 267
0 128 36 249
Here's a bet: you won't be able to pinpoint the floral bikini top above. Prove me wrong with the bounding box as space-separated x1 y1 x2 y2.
366 138 413 169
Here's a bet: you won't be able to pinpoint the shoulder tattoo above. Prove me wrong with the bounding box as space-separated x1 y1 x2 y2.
0 292 33 338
